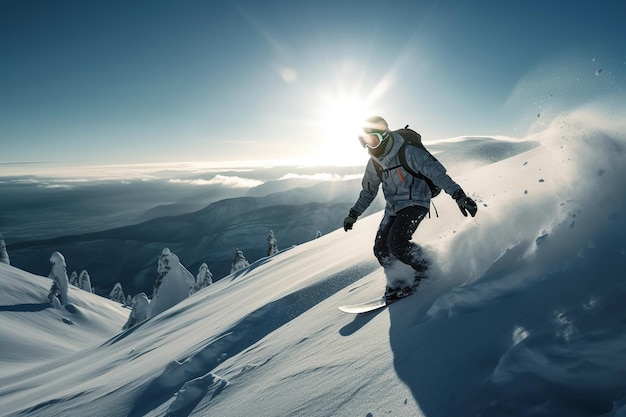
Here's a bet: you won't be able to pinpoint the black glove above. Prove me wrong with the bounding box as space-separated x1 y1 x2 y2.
452 189 477 217
343 210 358 231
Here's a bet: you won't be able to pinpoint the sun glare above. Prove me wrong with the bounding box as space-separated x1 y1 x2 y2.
303 64 396 166
324 97 369 140
312 95 373 165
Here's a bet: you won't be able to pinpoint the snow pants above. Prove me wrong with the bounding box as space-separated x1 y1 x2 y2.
373 205 429 272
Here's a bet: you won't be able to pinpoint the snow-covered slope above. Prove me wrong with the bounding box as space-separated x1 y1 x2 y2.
0 263 129 375
1 107 625 417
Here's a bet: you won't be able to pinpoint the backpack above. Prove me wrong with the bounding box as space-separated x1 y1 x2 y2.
372 125 442 198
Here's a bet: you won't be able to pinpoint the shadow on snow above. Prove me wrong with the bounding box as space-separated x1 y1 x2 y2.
128 261 378 417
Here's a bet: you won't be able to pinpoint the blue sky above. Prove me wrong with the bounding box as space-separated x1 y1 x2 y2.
1 0 625 169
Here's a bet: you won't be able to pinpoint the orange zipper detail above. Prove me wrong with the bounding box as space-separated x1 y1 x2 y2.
397 168 405 183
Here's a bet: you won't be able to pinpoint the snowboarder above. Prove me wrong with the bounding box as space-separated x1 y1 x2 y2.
343 116 477 300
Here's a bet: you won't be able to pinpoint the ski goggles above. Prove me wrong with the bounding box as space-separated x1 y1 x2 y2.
358 131 386 149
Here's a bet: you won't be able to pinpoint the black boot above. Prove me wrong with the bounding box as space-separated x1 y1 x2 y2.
385 285 413 301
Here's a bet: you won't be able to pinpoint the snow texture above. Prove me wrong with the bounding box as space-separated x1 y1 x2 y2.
0 234 9 265
47 251 69 306
0 105 626 417
78 270 92 293
267 230 279 256
194 263 213 293
230 248 250 274
123 292 150 330
149 248 196 319
108 282 126 303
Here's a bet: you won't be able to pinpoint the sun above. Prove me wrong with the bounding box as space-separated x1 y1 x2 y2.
303 68 395 166
311 94 373 165
323 96 369 141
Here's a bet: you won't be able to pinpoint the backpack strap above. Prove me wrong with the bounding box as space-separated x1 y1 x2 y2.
397 141 422 178
372 138 432 184
397 131 441 217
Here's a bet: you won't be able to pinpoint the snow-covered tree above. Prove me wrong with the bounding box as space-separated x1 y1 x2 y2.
47 251 69 306
122 292 149 330
108 283 126 304
315 230 322 239
149 248 195 319
267 230 278 256
78 270 92 293
69 271 79 286
230 248 249 274
0 234 10 265
126 294 132 306
194 263 213 293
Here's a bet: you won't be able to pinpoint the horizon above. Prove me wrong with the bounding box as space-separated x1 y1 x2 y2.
0 132 547 180
1 103 626 415
2 0 625 168
0 124 558 177
0 158 369 180
0 131 543 252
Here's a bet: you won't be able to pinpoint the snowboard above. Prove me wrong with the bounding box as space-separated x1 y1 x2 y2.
338 291 415 314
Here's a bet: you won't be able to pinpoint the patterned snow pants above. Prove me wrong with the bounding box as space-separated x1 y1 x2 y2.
373 205 429 272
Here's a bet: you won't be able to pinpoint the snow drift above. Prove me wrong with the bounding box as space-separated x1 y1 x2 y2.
1 105 625 417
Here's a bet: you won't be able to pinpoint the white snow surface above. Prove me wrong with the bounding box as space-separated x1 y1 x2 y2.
1 108 626 416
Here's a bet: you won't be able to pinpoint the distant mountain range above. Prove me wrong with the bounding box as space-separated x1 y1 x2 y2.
8 179 383 297
6 137 537 298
